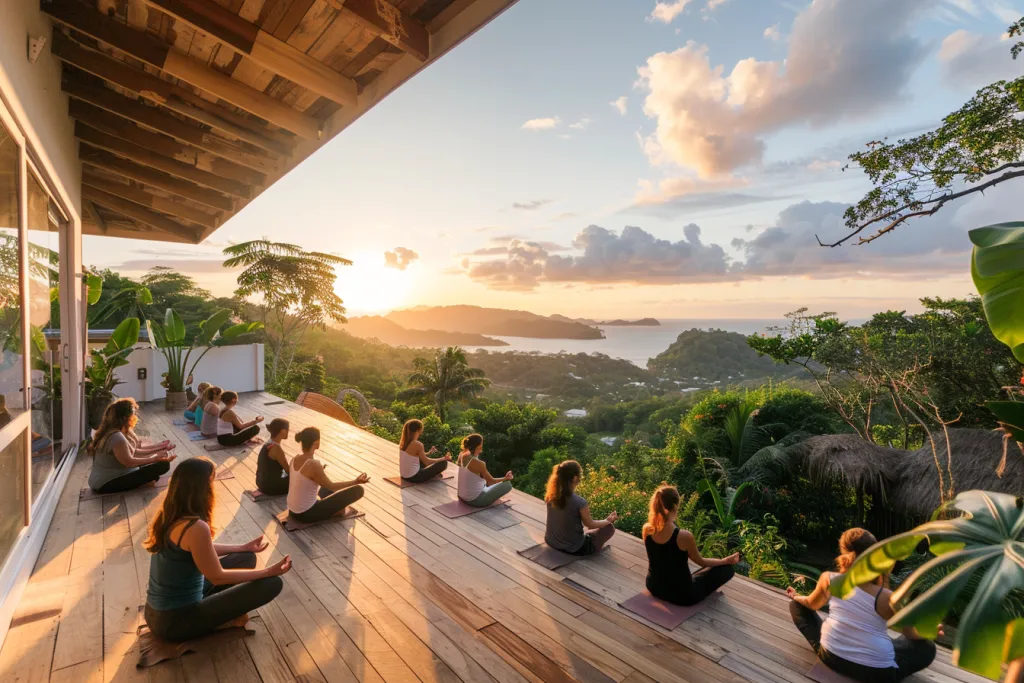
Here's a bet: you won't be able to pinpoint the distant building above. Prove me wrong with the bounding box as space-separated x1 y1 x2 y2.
564 408 588 418
600 437 617 446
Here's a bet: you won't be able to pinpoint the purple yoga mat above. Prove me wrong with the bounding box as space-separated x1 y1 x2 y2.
244 489 279 502
619 591 722 630
432 497 509 518
806 661 858 683
518 544 579 570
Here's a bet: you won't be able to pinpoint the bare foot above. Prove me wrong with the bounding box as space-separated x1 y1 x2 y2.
334 506 357 518
247 437 264 445
217 614 250 630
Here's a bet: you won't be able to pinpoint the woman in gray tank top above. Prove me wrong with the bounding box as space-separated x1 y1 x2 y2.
88 398 177 494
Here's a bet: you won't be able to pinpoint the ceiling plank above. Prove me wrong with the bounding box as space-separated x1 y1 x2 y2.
80 145 236 212
50 31 294 156
83 199 108 234
69 98 266 187
138 0 359 105
43 0 321 139
336 0 428 61
83 186 200 242
62 76 282 176
82 172 220 230
75 121 252 198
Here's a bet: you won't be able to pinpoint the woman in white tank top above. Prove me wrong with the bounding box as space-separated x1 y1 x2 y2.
398 419 451 483
286 427 368 523
786 528 937 683
456 434 513 507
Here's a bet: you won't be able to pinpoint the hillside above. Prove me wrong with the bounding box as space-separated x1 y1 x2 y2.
386 305 604 340
597 318 660 326
344 316 507 347
648 328 804 383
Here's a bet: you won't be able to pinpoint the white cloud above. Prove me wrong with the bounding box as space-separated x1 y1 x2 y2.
637 0 930 178
939 29 1024 89
569 117 592 130
634 174 749 204
384 247 418 271
764 23 781 40
943 0 980 15
706 0 729 11
521 116 561 131
611 96 628 115
807 159 842 172
983 0 1020 23
650 0 693 24
511 199 553 211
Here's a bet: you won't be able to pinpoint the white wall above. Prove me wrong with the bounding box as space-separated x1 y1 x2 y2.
114 344 265 402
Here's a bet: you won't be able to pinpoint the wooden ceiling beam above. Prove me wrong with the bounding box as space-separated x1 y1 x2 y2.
50 31 293 156
82 172 220 230
335 0 429 61
75 121 252 198
83 185 200 242
80 145 235 212
69 99 266 187
62 76 282 176
83 199 108 234
137 0 359 106
43 0 321 139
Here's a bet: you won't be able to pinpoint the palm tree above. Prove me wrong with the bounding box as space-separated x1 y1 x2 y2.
402 346 490 422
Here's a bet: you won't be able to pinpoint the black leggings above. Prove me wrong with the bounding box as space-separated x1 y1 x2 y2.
289 485 365 524
402 460 448 483
218 424 260 448
144 552 283 642
93 461 170 494
649 564 735 606
789 601 936 683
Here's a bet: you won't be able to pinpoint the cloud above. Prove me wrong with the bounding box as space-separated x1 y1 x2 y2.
569 117 592 130
512 199 553 211
634 174 749 204
553 212 578 221
650 0 693 24
521 116 561 131
463 224 730 289
764 23 781 41
806 159 842 172
705 0 729 12
383 247 419 271
466 240 569 257
637 0 930 177
611 96 628 115
939 29 1024 89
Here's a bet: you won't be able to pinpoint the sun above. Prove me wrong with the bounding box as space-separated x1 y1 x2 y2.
333 252 413 315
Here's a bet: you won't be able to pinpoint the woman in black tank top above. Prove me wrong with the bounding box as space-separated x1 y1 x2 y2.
256 419 290 496
643 485 739 606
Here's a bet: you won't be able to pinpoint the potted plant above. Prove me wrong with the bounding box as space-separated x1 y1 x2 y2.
84 317 141 429
146 307 262 411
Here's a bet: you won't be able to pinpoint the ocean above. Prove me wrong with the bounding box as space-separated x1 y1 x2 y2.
464 319 787 368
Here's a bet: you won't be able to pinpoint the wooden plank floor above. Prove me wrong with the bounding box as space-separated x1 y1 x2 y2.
0 393 993 683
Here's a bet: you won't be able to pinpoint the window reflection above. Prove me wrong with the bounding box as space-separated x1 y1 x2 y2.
0 122 24 419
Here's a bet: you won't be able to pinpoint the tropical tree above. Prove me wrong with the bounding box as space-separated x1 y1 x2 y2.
88 281 152 325
223 240 351 384
401 346 490 423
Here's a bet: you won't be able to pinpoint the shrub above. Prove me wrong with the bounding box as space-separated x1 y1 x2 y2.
575 467 650 536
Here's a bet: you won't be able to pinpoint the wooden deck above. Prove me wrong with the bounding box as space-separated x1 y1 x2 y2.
0 393 992 683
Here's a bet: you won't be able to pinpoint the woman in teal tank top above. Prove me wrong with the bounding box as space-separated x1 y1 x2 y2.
144 457 292 642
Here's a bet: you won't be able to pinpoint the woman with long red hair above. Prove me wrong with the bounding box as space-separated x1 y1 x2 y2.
143 456 290 642
642 485 738 606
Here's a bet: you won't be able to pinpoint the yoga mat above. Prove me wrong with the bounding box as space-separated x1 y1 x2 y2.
432 497 509 518
189 432 214 441
384 472 453 488
619 591 722 630
183 423 199 433
244 489 281 503
136 621 255 667
518 543 579 570
172 419 186 426
807 661 858 683
264 400 285 406
275 507 364 531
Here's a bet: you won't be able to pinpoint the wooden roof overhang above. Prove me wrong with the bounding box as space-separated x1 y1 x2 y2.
41 0 516 244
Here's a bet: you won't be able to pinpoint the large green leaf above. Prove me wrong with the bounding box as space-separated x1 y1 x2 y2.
163 308 186 344
109 317 140 352
970 222 1024 362
987 400 1024 443
831 490 1024 679
86 272 103 305
196 308 232 346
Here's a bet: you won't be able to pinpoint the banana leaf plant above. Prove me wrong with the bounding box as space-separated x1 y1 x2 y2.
830 490 1024 680
699 478 753 528
146 308 262 393
84 317 141 427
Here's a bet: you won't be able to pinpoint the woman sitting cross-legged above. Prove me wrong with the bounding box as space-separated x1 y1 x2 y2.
200 386 223 438
255 419 290 496
286 427 368 524
544 460 616 555
787 528 937 683
398 419 451 483
144 457 290 642
643 485 739 606
184 382 211 424
456 434 512 506
216 391 264 448
88 398 177 494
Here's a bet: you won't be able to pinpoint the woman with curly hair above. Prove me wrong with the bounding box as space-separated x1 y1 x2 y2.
88 398 176 494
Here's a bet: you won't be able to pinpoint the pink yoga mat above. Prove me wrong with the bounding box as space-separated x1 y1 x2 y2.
432 497 509 518
244 489 280 502
806 661 858 683
518 543 579 570
619 591 722 630
275 507 364 531
384 473 453 488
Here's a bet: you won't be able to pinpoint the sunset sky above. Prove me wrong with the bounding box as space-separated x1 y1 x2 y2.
84 0 1024 320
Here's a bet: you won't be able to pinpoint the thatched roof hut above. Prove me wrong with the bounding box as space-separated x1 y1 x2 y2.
791 429 1023 518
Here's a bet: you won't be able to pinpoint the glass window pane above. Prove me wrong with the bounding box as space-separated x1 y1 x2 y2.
0 430 27 565
0 122 25 425
27 173 61 500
